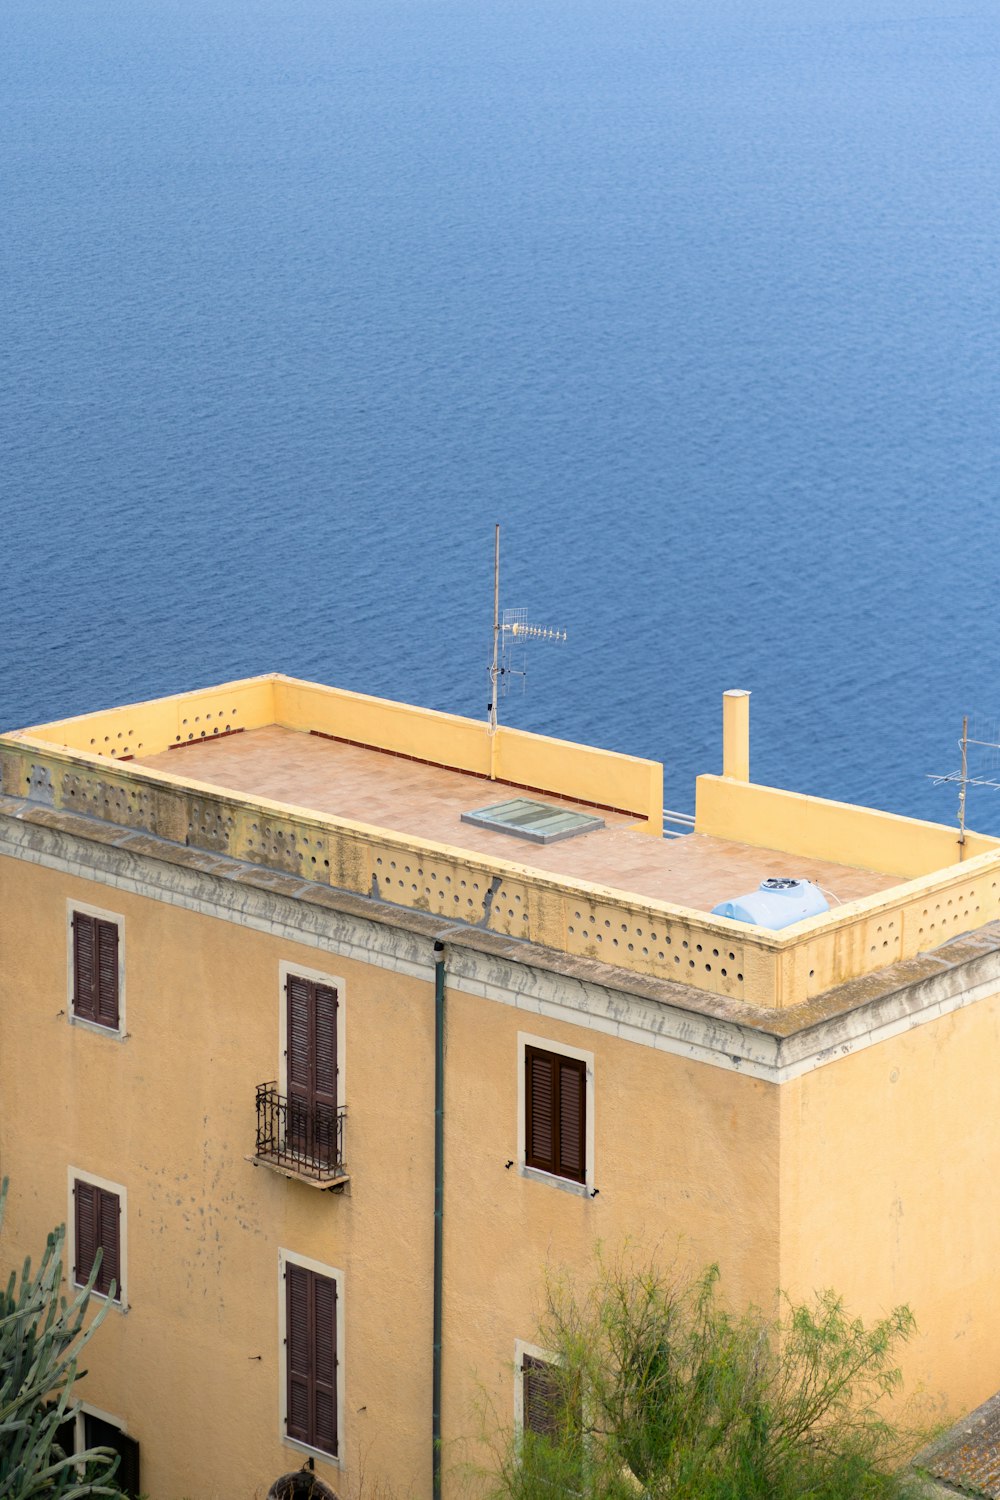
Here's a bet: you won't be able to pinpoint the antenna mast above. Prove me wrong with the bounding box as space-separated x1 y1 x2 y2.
927 713 1000 854
489 524 501 735
485 523 566 741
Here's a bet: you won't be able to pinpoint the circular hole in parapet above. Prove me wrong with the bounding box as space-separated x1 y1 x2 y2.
720 967 727 976
737 972 744 982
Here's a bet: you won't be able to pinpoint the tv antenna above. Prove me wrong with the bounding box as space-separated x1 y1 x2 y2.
927 714 1000 847
487 523 566 735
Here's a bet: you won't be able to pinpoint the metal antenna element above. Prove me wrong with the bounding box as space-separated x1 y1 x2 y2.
486 523 566 736
927 715 1000 848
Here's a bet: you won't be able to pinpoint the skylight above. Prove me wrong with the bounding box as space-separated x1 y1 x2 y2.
460 797 605 845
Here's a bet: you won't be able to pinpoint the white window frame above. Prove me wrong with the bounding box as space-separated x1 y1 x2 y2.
66 1167 128 1309
514 1338 561 1435
517 1032 595 1197
278 1248 345 1468
57 1401 132 1457
278 961 346 1107
65 899 126 1039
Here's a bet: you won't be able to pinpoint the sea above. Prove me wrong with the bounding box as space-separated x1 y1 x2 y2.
4 0 1000 829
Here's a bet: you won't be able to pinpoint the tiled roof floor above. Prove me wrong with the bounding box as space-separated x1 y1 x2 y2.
139 726 899 913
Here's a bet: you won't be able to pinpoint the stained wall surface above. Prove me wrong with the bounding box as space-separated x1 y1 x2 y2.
778 991 1000 1426
0 848 781 1500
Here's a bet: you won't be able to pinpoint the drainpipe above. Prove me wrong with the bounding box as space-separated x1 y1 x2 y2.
432 940 446 1500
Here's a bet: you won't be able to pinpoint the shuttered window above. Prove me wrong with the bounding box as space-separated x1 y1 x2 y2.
286 974 339 1165
83 1415 141 1499
71 912 120 1030
54 1415 141 1498
286 1261 338 1457
522 1354 561 1440
287 975 338 1107
525 1046 587 1183
74 1179 121 1301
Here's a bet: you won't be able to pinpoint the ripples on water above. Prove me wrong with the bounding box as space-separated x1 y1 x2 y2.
3 0 1000 829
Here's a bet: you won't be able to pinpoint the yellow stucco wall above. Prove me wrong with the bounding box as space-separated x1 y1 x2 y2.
778 995 1000 1427
0 852 780 1499
441 989 781 1477
696 774 999 878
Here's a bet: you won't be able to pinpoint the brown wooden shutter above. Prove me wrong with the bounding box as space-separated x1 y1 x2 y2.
523 1355 560 1439
557 1057 586 1183
287 975 312 1102
83 1415 140 1499
95 920 120 1028
72 913 97 1022
74 1179 97 1286
525 1048 556 1174
525 1047 587 1183
313 1271 338 1456
96 1188 121 1300
286 1261 312 1444
286 1262 338 1456
314 984 338 1110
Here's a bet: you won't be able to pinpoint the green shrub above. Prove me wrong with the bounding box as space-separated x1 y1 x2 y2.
488 1252 933 1500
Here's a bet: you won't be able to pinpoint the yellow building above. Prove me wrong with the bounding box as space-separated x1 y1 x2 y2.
1 674 999 1496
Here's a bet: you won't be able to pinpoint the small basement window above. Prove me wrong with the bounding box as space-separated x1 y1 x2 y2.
461 798 604 844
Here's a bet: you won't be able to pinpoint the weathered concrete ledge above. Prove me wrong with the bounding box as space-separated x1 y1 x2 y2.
3 795 999 1083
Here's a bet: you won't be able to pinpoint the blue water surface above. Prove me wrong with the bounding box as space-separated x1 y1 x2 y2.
3 0 1000 827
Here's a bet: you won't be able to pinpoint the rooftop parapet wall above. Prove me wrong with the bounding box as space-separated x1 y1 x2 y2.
695 774 1000 878
5 730 1000 1010
10 675 663 832
271 677 664 827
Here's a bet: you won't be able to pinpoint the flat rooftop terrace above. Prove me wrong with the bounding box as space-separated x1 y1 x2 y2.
4 673 1000 1009
139 727 897 915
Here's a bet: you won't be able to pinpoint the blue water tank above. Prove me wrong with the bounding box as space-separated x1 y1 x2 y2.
711 877 829 930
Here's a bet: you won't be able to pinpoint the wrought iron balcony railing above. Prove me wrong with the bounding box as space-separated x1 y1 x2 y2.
253 1083 348 1185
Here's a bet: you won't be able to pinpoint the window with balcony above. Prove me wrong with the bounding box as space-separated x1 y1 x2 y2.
254 967 347 1186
